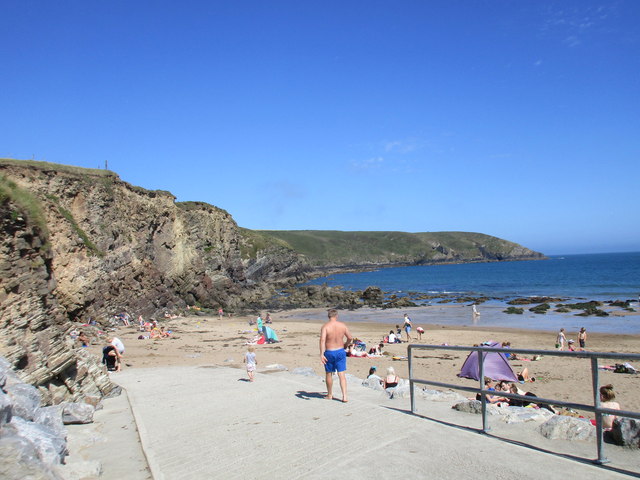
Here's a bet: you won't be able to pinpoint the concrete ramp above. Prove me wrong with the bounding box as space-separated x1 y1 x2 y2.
114 366 628 480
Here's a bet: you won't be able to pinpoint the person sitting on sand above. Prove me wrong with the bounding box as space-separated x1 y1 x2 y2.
346 344 367 357
495 381 510 393
367 366 383 386
478 377 507 404
383 367 400 389
368 343 384 356
387 330 397 344
567 339 577 351
77 331 90 347
598 384 621 430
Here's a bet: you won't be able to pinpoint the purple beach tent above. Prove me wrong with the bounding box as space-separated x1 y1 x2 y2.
457 342 518 382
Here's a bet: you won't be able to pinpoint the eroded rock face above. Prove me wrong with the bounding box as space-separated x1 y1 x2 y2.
0 192 118 403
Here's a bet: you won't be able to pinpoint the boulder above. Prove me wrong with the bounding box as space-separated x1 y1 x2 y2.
61 402 95 425
54 460 103 480
538 415 595 441
34 406 67 441
290 367 319 378
452 400 500 415
610 417 640 448
496 407 554 424
362 376 384 391
421 388 467 403
4 383 41 421
0 390 12 426
362 286 384 305
387 384 410 399
263 364 288 371
0 433 60 480
8 416 68 467
0 357 22 390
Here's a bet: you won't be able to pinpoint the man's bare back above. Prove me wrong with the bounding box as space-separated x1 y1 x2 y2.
320 309 352 402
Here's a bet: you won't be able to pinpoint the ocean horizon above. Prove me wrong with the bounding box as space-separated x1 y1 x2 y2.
301 252 640 334
305 251 640 302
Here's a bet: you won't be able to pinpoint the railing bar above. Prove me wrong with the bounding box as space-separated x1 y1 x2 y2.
407 343 640 465
410 380 640 420
408 344 640 360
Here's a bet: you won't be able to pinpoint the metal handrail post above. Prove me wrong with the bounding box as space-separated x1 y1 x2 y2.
591 356 609 464
409 345 416 414
478 350 489 433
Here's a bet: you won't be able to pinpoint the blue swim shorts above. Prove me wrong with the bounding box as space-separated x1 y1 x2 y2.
323 349 347 373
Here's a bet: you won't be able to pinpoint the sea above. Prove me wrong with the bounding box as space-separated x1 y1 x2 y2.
301 252 640 334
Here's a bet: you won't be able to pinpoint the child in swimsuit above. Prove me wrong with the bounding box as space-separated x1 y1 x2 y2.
245 346 257 382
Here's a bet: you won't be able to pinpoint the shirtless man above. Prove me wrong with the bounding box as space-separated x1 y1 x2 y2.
320 309 353 403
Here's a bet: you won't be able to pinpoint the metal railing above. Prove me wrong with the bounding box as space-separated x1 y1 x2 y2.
407 344 640 464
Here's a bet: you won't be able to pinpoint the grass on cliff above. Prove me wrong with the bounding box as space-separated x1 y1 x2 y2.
256 230 536 266
238 228 294 259
0 158 117 178
46 195 105 257
0 174 50 240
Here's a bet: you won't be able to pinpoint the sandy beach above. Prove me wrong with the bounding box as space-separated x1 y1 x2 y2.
97 305 640 414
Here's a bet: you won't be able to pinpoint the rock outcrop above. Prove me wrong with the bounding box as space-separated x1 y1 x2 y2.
0 179 118 403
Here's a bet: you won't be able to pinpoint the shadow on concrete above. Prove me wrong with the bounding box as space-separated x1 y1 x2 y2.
383 406 640 478
295 390 327 401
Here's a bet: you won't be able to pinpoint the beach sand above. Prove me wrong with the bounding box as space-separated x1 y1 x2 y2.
68 305 640 477
99 305 640 413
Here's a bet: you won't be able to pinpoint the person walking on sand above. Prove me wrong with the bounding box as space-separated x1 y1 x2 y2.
403 314 412 342
245 346 257 382
556 328 567 350
578 327 587 350
320 308 353 403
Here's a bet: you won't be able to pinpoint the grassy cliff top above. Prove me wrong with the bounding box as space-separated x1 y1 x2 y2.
0 158 118 178
254 230 543 266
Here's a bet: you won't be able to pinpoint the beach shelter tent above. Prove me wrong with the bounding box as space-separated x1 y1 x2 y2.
457 342 518 382
265 326 279 342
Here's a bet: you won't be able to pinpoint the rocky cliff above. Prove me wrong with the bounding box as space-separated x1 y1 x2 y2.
0 159 308 403
0 175 118 404
0 158 545 403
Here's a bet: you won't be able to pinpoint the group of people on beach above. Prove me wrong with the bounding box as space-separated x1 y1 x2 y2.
556 327 587 351
384 314 425 344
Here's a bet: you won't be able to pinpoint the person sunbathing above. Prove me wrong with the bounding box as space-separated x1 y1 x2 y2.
517 367 535 383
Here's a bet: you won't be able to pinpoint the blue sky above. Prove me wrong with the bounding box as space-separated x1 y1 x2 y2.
2 1 639 255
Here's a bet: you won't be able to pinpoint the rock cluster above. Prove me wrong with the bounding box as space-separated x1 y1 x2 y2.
0 356 98 479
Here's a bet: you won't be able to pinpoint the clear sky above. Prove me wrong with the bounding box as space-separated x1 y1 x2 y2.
2 1 639 255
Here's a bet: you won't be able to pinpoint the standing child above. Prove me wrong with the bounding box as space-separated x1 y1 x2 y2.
556 328 566 350
578 327 587 350
245 346 257 382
